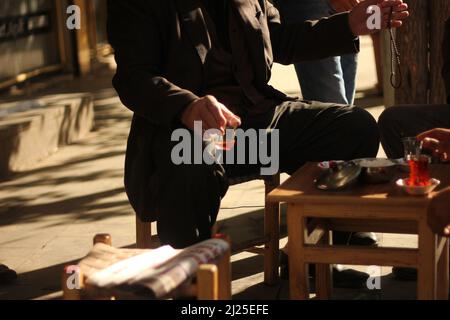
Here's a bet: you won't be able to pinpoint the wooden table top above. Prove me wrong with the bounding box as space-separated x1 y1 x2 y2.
267 163 450 207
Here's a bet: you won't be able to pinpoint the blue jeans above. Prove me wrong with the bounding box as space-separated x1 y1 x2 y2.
273 0 358 105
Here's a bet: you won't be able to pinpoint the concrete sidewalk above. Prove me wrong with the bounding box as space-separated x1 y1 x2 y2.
0 37 418 300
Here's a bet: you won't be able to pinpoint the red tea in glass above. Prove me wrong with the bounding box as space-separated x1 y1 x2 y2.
215 127 237 151
215 140 236 151
407 155 430 186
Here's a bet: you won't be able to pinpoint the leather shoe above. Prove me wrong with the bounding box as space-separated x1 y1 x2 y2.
280 252 370 289
392 267 417 281
0 265 17 285
333 231 379 246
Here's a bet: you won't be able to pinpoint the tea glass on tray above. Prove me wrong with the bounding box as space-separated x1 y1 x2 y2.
396 137 441 195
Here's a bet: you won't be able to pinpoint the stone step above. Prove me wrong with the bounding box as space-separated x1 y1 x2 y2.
0 94 94 179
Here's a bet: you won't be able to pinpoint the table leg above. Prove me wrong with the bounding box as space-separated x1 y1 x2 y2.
436 238 449 300
287 204 309 300
417 217 437 300
316 230 332 300
264 201 280 286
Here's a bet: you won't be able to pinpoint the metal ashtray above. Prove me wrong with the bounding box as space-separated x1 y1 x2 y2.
396 178 441 196
356 158 397 184
315 162 361 191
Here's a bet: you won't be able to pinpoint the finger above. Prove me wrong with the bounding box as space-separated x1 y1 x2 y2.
379 0 404 9
381 6 409 18
417 129 441 141
206 101 227 133
224 112 241 128
383 20 403 29
428 128 450 140
203 95 225 130
201 107 220 131
381 12 409 28
380 1 408 11
421 137 440 150
381 8 409 21
364 0 384 6
220 105 242 127
417 129 450 141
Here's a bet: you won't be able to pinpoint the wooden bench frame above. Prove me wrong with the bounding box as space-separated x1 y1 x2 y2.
62 234 231 300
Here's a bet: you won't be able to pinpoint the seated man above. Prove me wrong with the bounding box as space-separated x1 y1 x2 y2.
378 16 449 279
379 18 450 159
418 128 450 236
107 0 408 285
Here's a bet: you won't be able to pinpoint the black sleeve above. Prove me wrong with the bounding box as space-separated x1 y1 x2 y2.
443 18 450 104
107 0 198 126
266 1 359 65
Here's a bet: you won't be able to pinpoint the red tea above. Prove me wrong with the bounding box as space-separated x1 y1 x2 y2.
215 140 236 151
408 156 430 186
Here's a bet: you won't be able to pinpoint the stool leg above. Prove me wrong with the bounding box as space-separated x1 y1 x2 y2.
136 216 153 249
418 217 437 300
62 265 83 300
197 265 219 300
93 234 112 246
214 234 232 300
436 238 449 300
264 201 280 286
264 175 280 286
316 230 332 300
287 204 309 300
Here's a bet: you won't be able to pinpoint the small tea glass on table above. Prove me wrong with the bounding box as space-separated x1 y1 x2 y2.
402 137 431 187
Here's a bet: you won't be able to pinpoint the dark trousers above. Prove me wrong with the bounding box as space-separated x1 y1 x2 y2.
153 101 379 248
379 105 450 159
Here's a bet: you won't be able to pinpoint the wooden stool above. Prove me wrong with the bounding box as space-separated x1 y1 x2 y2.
136 173 281 285
62 234 231 300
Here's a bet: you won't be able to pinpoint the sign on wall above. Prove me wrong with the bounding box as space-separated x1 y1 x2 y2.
0 11 52 42
0 0 61 84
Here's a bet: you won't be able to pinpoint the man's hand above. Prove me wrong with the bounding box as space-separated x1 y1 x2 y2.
181 95 241 133
348 0 409 36
330 0 360 13
417 128 450 162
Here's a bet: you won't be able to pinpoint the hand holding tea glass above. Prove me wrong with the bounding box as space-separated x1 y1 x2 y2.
181 95 241 133
417 128 450 163
203 125 237 162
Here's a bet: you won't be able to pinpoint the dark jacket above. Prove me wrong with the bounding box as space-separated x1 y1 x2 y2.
443 18 450 104
107 0 359 221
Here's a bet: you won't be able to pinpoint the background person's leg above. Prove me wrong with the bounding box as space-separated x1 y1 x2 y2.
341 53 358 105
295 58 348 104
273 0 357 105
379 105 450 159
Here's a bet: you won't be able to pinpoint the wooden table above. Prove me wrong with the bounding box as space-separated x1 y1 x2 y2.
267 163 450 300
